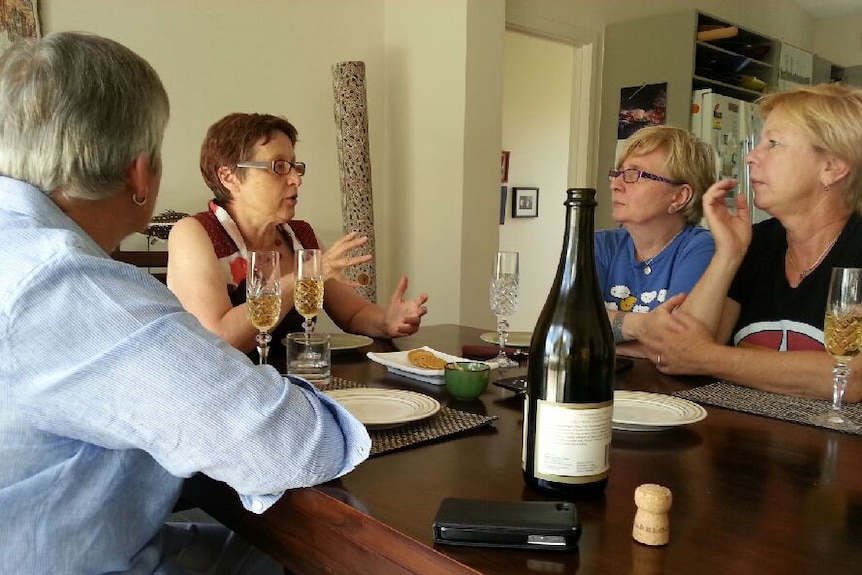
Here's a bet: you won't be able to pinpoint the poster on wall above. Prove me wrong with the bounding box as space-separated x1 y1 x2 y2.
777 43 813 91
617 82 667 140
1 1 40 55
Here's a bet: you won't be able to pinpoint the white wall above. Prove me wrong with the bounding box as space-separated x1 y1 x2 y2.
813 15 862 67
383 0 504 329
501 31 573 332
382 0 467 324
461 1 508 330
507 0 815 50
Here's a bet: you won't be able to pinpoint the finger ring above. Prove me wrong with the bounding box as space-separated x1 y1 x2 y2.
655 354 662 366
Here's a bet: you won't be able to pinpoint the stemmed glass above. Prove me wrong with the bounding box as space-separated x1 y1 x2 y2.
813 267 862 431
294 249 324 344
246 250 281 365
490 251 520 368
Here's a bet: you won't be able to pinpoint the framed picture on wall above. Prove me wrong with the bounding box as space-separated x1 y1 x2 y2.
499 186 507 225
500 151 510 183
512 187 539 218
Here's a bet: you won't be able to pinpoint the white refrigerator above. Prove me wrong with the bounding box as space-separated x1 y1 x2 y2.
691 89 770 224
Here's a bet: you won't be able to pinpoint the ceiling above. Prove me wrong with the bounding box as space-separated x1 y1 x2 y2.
794 0 862 18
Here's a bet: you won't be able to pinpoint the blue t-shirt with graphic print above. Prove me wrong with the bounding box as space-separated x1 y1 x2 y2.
594 225 714 313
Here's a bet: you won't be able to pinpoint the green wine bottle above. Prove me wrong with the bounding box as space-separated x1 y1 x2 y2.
522 188 615 497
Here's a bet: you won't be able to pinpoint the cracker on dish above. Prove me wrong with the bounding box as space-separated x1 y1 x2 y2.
407 349 447 370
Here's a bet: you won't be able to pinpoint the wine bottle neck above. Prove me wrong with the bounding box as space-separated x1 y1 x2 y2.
559 201 596 285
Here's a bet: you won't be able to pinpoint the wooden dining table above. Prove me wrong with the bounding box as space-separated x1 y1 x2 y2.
185 324 862 575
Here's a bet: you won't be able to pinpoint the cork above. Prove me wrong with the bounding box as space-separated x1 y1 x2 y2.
632 483 672 546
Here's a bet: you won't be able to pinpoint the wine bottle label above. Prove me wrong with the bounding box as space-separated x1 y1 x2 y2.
531 399 612 483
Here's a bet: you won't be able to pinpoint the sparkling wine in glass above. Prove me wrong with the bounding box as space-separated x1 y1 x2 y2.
490 251 520 368
247 250 281 365
294 249 324 343
814 267 862 431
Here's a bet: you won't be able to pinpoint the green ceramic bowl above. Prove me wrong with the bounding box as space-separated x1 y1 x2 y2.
444 362 491 401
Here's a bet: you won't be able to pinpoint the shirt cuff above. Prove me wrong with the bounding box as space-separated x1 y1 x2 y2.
240 492 284 514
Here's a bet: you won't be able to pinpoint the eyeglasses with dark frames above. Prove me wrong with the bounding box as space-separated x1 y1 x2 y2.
608 168 684 186
236 160 307 177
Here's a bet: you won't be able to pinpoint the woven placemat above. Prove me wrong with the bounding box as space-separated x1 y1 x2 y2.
319 377 498 456
673 381 862 435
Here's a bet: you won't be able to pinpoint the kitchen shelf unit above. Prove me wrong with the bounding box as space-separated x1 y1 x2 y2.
596 10 778 229
693 13 778 102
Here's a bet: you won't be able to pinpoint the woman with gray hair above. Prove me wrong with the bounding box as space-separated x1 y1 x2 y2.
0 32 369 574
641 83 862 403
599 125 717 356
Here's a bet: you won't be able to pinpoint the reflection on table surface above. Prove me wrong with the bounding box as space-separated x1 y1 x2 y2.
187 324 862 575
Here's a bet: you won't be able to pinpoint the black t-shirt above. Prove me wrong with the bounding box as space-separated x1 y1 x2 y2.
728 213 862 350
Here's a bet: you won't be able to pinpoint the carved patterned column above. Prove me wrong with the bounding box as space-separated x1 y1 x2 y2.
332 61 376 303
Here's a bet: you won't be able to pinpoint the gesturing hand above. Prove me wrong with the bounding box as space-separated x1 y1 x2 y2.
702 179 751 262
384 276 429 337
322 232 374 286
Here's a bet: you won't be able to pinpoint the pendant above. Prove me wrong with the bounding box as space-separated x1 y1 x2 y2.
643 265 652 276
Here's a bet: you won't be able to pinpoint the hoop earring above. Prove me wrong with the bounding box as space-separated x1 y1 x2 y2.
132 193 147 206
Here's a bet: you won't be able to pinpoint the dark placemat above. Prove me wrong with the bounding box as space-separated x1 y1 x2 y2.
319 377 498 456
673 381 862 435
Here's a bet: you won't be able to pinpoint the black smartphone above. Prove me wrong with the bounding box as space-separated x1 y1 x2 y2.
432 498 580 551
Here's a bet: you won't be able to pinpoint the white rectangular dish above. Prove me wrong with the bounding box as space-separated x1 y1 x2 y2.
367 346 490 385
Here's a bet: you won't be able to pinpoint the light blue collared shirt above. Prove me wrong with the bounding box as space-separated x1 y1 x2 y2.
0 177 371 574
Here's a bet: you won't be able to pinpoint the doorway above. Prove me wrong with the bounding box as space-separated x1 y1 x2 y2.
500 29 593 332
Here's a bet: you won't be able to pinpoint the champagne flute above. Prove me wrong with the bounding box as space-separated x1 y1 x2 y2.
294 248 324 344
247 250 281 365
813 267 862 431
490 251 520 368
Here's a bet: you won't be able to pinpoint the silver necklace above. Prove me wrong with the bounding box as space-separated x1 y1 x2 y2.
641 229 684 276
787 234 839 282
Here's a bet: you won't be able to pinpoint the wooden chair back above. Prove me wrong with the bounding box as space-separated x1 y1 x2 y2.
111 249 169 283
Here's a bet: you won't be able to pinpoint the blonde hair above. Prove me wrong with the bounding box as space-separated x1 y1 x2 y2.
616 125 716 225
757 83 862 214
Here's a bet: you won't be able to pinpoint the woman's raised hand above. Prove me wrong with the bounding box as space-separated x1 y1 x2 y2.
702 179 751 263
383 276 429 337
322 232 374 286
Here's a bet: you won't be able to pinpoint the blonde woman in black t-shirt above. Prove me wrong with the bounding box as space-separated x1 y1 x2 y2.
641 83 862 403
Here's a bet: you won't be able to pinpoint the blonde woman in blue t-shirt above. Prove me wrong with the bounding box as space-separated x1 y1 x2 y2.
596 125 717 358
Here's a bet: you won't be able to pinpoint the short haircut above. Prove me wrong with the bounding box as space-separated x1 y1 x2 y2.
0 32 169 199
200 113 299 205
615 125 717 225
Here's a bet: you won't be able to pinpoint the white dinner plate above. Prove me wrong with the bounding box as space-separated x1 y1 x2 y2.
367 347 489 385
281 332 373 352
613 390 707 432
328 333 374 351
479 331 532 348
324 388 441 429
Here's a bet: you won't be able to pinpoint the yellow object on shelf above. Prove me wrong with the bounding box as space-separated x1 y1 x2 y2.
697 26 739 42
741 75 767 92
